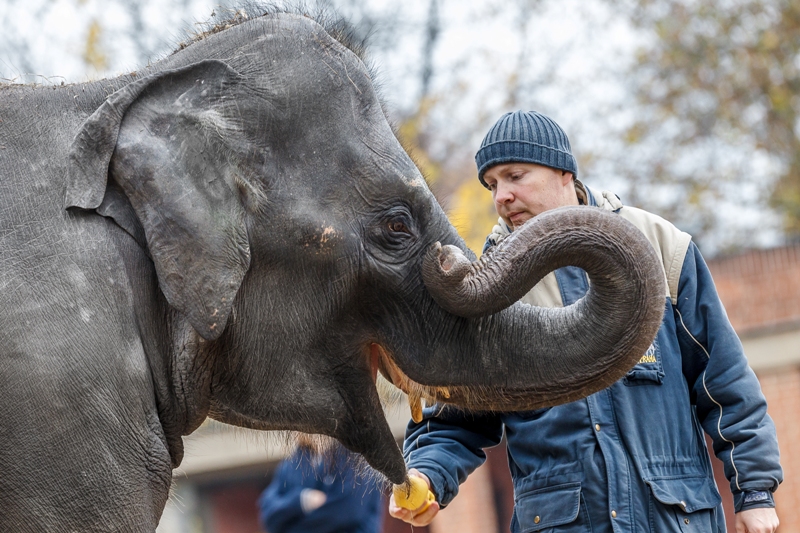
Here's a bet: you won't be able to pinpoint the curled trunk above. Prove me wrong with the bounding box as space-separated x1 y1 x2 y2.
395 206 666 413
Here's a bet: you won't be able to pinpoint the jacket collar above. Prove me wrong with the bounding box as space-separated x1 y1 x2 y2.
575 179 597 207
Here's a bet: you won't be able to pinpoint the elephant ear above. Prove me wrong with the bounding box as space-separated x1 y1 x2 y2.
66 60 251 341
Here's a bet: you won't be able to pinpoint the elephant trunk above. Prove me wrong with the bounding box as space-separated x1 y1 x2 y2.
410 206 666 412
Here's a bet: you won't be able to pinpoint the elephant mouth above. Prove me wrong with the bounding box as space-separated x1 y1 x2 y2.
371 342 447 424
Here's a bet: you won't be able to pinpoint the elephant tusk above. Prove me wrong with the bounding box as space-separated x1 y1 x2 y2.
408 388 423 424
369 343 381 382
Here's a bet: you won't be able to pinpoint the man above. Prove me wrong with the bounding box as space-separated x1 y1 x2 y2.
388 110 782 533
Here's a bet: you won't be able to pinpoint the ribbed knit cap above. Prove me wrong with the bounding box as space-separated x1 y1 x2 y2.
475 110 578 188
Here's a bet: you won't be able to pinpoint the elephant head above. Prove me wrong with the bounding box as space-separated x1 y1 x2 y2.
64 13 664 484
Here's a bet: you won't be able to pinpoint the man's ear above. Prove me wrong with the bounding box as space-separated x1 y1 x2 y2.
66 60 251 340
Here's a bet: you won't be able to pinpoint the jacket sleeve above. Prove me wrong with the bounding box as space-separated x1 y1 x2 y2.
403 404 503 507
258 460 306 533
675 242 783 507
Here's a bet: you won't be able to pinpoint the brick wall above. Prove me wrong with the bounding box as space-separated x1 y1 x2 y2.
708 244 800 532
708 245 800 334
757 368 800 533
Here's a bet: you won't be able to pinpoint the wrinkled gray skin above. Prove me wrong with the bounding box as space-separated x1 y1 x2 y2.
0 13 665 531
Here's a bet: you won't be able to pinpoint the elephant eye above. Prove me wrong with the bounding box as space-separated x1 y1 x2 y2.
374 208 416 250
369 209 418 255
388 220 411 235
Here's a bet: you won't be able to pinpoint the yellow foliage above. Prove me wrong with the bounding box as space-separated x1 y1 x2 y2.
448 178 498 257
397 98 442 186
769 85 792 114
761 29 779 51
83 20 107 71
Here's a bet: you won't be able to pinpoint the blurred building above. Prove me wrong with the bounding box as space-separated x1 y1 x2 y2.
158 243 800 533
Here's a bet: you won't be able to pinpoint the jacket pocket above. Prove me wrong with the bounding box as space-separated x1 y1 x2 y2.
645 476 722 533
515 482 586 533
624 339 664 386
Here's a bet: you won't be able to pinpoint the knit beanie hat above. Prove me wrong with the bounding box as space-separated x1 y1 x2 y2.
475 110 578 188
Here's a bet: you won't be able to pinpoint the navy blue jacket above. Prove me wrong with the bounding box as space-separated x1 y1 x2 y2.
258 448 384 533
403 185 782 533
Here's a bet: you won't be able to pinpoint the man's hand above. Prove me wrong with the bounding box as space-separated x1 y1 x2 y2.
299 488 327 513
388 469 440 526
735 507 779 533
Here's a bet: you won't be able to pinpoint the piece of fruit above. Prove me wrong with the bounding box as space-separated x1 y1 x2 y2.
393 476 436 512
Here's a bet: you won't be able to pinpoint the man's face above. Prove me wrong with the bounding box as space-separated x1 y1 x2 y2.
482 162 578 230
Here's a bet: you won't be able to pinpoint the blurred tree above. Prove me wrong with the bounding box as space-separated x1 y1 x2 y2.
0 0 52 82
391 0 446 189
399 99 444 186
613 0 800 245
420 0 440 101
449 173 499 255
83 19 107 72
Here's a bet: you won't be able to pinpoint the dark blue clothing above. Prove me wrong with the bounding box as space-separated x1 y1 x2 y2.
403 187 782 533
258 448 384 533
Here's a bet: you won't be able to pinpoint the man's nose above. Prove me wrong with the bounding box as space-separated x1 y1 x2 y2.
495 183 514 203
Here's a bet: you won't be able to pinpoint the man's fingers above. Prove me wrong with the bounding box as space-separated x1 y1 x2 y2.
388 495 411 520
389 493 439 526
389 470 439 525
389 506 414 522
409 501 440 526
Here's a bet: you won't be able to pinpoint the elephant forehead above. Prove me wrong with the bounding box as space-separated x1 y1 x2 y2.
405 176 428 190
400 176 437 208
246 17 373 94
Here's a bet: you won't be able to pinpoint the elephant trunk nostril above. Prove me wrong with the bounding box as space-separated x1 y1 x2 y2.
437 244 471 276
422 243 481 316
440 253 455 271
437 245 457 271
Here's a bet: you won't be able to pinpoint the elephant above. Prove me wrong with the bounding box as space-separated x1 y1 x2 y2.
0 9 665 531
